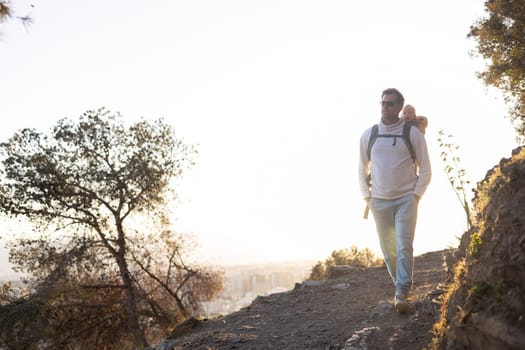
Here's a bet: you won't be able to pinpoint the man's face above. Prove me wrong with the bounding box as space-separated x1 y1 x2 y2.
381 94 403 122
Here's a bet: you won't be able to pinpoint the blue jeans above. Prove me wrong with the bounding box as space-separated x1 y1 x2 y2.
368 194 419 297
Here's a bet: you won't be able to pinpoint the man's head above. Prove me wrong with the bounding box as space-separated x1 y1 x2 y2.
381 88 404 124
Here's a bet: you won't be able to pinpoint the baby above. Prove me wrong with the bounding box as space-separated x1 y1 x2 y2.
400 104 428 134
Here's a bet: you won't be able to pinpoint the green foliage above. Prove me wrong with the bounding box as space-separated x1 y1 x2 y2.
468 0 525 143
437 130 473 230
468 232 483 259
309 261 326 281
470 281 504 303
470 281 490 297
309 245 383 280
0 109 223 349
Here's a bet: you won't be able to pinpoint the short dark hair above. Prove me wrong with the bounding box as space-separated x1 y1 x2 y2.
382 88 404 105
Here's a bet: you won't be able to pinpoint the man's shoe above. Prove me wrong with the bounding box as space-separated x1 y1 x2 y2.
394 295 409 314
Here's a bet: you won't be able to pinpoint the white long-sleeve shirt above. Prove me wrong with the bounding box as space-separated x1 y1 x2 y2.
358 119 431 200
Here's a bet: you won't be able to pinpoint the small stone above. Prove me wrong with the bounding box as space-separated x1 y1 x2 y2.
331 283 350 290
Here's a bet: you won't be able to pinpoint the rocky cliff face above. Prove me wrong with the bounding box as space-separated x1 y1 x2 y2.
434 146 525 349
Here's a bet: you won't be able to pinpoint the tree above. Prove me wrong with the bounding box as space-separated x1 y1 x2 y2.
0 1 11 22
437 130 473 230
468 0 525 143
0 109 222 349
0 1 32 31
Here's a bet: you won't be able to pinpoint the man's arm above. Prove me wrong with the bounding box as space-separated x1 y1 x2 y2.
358 129 372 200
412 129 432 198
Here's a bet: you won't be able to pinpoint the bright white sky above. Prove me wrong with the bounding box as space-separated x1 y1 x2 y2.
0 0 519 273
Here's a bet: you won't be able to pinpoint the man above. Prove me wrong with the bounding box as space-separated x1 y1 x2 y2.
358 88 431 313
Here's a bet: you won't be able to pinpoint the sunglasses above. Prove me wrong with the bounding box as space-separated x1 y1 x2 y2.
380 101 398 107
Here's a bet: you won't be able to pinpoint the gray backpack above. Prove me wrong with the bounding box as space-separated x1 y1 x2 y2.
366 122 416 161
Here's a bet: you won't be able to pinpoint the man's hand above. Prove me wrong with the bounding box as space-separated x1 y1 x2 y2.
363 197 371 219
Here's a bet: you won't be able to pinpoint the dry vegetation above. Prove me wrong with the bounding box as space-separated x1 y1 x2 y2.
431 146 525 349
308 245 383 280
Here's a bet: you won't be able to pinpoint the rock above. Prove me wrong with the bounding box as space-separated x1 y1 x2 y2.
331 282 350 290
167 317 201 339
343 326 381 350
365 300 393 321
300 280 325 288
153 339 177 350
328 265 358 279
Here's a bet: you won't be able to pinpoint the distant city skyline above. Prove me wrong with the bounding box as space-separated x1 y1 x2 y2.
202 261 313 316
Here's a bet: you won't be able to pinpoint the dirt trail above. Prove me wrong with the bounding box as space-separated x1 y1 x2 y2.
156 250 449 350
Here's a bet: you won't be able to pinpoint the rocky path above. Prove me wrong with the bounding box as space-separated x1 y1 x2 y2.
157 250 449 350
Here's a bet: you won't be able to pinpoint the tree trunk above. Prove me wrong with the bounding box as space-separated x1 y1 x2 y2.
113 216 149 349
115 250 149 349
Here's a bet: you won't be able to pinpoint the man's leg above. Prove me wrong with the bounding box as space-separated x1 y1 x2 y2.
394 194 419 298
369 198 396 284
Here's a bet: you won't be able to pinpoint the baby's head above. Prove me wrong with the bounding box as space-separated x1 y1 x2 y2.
401 104 416 120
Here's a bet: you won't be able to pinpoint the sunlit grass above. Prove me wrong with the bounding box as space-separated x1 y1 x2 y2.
429 258 466 349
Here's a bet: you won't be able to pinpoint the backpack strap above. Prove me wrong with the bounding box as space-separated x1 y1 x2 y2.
402 122 416 161
367 124 379 161
367 122 416 161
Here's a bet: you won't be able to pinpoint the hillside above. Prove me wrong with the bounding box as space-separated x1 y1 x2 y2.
154 250 449 349
432 146 525 349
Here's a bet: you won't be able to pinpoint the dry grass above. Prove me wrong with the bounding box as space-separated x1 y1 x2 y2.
429 258 467 349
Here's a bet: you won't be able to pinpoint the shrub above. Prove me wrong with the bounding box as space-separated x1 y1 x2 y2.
308 245 383 280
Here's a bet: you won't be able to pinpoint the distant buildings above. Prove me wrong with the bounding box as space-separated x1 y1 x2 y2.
202 261 313 316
